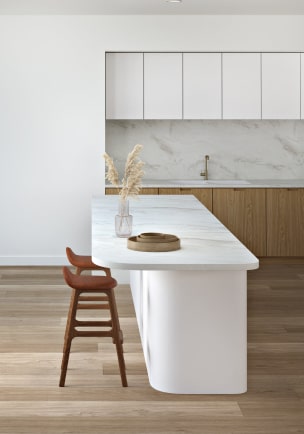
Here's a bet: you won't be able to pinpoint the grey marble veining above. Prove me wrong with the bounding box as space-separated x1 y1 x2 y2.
105 179 304 188
92 195 258 270
105 120 304 180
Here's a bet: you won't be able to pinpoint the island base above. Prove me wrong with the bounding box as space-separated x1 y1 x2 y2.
130 269 247 394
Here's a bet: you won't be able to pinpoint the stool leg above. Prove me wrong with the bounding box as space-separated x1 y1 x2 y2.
108 290 128 387
59 289 79 387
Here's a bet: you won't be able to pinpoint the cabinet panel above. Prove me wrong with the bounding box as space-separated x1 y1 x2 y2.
262 53 300 119
223 53 261 119
212 188 266 256
301 54 304 119
144 53 182 119
106 53 143 119
159 188 212 212
106 188 158 195
183 53 222 119
266 189 304 256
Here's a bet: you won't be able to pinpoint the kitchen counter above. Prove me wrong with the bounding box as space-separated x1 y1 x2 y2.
92 195 258 394
106 179 304 188
92 195 258 270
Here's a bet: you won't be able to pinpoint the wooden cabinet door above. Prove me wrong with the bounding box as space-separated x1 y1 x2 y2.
144 53 182 119
106 188 158 195
267 188 304 256
222 53 261 119
212 188 266 256
105 188 119 195
106 53 143 119
158 187 212 212
262 53 300 119
183 53 222 119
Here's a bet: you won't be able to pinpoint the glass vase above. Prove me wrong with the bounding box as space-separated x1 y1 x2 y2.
115 198 133 238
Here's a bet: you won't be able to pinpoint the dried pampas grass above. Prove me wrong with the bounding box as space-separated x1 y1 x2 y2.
103 144 145 199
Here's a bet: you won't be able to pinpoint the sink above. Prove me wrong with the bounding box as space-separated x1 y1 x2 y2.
202 180 251 185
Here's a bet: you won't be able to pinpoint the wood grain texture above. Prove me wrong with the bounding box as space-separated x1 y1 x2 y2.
106 188 159 195
212 188 267 256
159 187 213 211
266 188 304 256
0 263 303 433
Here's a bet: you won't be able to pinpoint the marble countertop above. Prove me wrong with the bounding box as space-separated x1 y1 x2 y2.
106 179 304 188
92 195 258 271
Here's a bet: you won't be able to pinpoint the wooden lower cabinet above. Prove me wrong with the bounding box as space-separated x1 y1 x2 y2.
212 188 266 257
106 187 158 195
158 187 212 212
267 188 304 256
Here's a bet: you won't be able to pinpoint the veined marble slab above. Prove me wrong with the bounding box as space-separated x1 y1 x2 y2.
92 195 258 271
106 120 304 180
106 179 304 189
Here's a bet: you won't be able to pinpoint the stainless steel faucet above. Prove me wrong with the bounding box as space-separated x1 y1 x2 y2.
200 155 210 180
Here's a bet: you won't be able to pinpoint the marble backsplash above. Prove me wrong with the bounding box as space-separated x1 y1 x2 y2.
105 120 304 180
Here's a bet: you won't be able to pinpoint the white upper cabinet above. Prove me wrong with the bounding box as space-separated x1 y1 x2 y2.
262 53 300 119
222 53 261 119
183 53 222 119
144 53 182 119
106 53 143 119
300 54 304 119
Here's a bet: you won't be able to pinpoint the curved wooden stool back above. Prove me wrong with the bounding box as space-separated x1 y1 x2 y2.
66 247 111 276
59 266 127 387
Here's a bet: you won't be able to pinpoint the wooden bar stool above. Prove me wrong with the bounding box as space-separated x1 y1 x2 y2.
59 266 128 387
66 246 111 276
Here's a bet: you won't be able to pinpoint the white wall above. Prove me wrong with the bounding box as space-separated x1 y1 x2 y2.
1 15 304 264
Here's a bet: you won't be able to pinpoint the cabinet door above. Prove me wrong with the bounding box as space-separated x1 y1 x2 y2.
183 53 221 119
212 188 266 256
267 189 304 256
144 53 182 119
106 188 158 195
223 53 261 119
262 53 300 119
159 188 212 211
301 54 304 119
106 53 143 119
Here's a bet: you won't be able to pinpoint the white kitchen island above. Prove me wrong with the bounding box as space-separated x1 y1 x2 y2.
92 195 259 394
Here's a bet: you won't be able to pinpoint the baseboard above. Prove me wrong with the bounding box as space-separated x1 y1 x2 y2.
0 256 69 266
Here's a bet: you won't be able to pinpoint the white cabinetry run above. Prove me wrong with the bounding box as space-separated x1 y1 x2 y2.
105 51 303 120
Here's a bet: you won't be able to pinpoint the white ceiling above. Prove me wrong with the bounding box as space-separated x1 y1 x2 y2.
0 0 304 15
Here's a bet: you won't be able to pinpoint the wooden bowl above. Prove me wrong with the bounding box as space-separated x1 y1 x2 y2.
127 232 181 252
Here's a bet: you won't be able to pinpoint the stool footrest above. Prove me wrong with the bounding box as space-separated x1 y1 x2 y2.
75 320 112 328
77 303 110 310
78 296 109 302
74 330 113 338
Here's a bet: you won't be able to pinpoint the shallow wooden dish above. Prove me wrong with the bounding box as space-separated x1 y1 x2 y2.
127 232 181 252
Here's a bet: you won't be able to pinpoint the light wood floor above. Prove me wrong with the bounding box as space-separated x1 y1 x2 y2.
0 262 303 434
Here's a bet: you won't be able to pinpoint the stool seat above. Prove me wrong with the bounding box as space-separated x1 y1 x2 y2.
59 266 127 388
63 267 117 291
66 247 111 276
